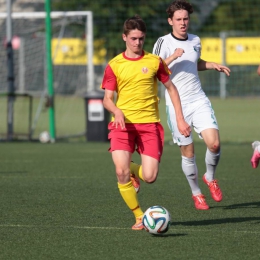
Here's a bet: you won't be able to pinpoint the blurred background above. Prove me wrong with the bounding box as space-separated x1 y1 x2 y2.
0 0 259 142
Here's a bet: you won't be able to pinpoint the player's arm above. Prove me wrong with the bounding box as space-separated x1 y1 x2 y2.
257 64 260 76
197 58 231 76
163 80 191 137
156 58 190 137
153 38 184 66
101 64 125 129
163 48 185 66
103 89 125 129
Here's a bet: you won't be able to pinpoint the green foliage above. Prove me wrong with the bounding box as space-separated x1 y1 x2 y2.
201 0 260 35
52 0 201 58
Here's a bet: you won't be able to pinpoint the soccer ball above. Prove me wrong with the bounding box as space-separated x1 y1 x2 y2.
39 131 50 143
142 205 171 235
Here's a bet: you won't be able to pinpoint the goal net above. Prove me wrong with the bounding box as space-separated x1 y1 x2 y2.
0 11 96 141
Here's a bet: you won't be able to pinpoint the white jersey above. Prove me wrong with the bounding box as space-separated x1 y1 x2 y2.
153 33 207 105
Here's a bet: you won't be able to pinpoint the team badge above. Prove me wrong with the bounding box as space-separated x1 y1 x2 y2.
193 46 201 52
142 67 148 74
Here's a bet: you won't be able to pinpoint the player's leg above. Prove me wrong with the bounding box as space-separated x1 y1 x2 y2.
180 144 209 210
129 135 160 192
130 161 143 193
135 123 163 183
130 161 144 181
201 128 221 181
112 150 144 230
193 99 222 202
251 141 260 168
201 128 222 202
166 104 208 210
140 154 159 183
109 123 144 230
180 144 200 195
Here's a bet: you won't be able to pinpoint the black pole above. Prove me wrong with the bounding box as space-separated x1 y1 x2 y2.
6 0 15 141
6 41 15 141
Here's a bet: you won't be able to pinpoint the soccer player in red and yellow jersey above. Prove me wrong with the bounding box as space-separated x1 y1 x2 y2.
101 15 191 230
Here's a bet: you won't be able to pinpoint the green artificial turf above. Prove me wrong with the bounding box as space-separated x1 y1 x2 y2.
0 142 260 259
159 97 260 143
0 97 259 142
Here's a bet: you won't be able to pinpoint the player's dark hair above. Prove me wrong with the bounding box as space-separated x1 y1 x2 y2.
123 15 146 35
166 0 193 18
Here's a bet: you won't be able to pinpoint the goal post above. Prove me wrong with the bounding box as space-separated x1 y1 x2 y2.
0 11 94 92
0 11 95 141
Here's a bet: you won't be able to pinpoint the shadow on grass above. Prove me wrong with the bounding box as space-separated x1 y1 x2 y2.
171 216 260 226
0 171 28 174
222 201 260 209
149 233 187 238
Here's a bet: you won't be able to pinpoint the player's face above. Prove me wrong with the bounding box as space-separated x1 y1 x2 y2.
168 9 190 39
122 29 145 56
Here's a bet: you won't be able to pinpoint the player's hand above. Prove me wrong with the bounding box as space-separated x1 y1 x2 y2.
177 119 191 137
212 63 231 76
173 48 185 59
113 108 125 129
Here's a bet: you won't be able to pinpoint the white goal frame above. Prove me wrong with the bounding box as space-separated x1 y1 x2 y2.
0 11 94 92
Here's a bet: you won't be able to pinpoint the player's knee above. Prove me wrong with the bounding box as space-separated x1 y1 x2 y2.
145 177 157 184
115 168 130 182
208 141 220 153
143 171 158 183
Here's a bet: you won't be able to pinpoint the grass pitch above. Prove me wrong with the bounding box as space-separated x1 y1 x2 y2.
0 141 260 259
0 97 259 259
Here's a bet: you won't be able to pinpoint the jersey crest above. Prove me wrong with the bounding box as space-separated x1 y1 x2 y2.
142 67 149 74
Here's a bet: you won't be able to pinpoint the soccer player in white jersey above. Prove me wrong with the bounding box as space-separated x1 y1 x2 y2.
153 0 231 210
251 141 260 168
250 66 260 168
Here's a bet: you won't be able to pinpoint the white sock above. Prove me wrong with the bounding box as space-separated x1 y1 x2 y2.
204 148 221 181
252 141 260 153
181 156 201 196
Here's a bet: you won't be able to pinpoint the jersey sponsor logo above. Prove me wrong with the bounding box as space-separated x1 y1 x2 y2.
193 46 201 53
142 67 149 74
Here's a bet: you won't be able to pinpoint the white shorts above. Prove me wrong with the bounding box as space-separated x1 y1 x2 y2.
166 97 219 146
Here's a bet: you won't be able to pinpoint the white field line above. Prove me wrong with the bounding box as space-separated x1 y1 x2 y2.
0 224 260 234
0 224 128 230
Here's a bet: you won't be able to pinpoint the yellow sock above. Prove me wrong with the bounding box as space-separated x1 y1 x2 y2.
130 162 144 181
118 181 143 218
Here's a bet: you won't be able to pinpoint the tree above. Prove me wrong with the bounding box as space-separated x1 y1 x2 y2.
200 0 260 35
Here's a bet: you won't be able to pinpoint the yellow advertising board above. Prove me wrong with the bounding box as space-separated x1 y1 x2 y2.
52 38 106 65
226 37 260 65
201 37 260 65
52 37 260 66
200 38 222 64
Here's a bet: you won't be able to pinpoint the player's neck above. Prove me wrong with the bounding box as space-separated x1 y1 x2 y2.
124 49 143 59
171 32 188 41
